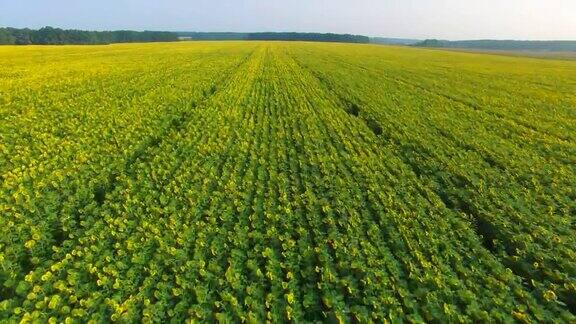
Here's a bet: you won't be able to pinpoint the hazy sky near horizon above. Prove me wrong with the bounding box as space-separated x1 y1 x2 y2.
1 0 575 40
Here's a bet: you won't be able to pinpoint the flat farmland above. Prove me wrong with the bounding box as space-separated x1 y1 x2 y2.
1 41 575 322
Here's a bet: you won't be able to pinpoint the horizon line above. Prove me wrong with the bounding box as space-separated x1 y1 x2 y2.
2 25 575 42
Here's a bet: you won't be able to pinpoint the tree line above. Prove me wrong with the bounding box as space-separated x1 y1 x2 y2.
415 39 576 52
0 27 179 45
0 27 372 45
177 32 370 43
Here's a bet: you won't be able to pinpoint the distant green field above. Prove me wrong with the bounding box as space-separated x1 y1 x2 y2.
1 42 575 322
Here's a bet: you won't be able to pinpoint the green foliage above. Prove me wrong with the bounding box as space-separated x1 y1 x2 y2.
0 26 178 45
415 39 576 51
0 29 16 45
177 32 370 43
0 41 575 322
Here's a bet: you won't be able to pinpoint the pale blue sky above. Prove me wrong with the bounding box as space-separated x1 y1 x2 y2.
1 0 574 40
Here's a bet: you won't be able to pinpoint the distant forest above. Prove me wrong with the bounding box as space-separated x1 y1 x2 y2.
415 39 576 52
177 32 370 43
0 28 371 45
0 27 178 45
4 27 573 50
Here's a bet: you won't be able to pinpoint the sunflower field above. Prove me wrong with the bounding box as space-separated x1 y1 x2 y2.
1 41 575 322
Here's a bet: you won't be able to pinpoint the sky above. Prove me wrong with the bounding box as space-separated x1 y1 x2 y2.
1 0 575 40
